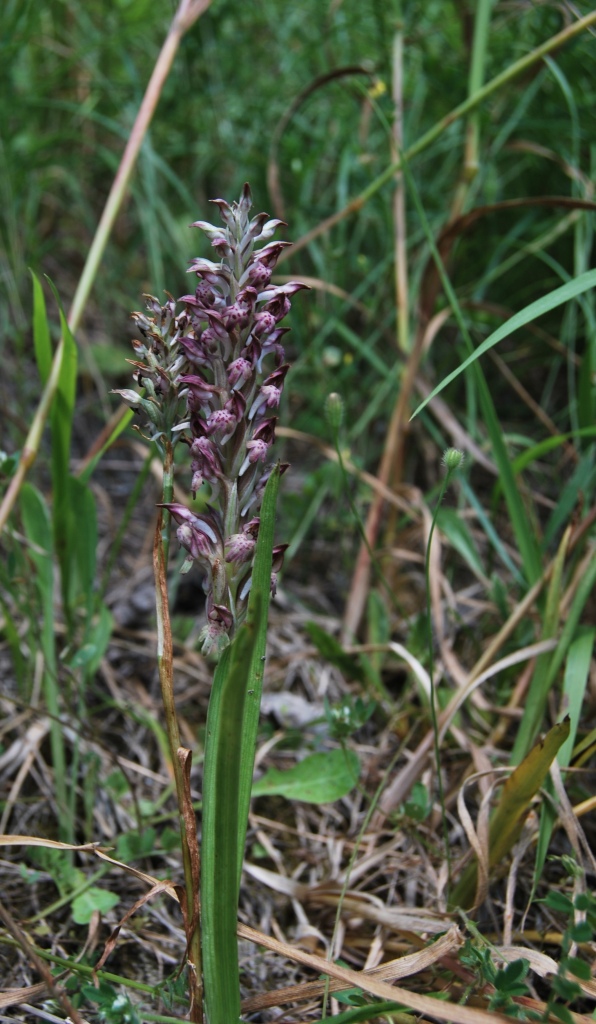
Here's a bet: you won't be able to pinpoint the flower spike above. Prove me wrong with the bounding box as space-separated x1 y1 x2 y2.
118 186 306 653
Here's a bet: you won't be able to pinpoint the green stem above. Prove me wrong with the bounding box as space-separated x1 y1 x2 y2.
0 934 157 994
451 0 494 223
154 440 202 1023
424 456 463 888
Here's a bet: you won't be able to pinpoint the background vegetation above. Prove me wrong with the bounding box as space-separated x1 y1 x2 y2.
1 1 595 1022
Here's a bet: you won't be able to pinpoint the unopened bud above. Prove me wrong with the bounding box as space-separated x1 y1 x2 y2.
442 447 464 472
325 392 344 432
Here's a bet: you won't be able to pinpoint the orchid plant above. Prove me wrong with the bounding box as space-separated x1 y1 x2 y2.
117 185 305 1022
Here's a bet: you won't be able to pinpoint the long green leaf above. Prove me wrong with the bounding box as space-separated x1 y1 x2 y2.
201 620 261 1024
411 269 596 419
509 427 596 477
46 281 78 615
558 627 595 768
201 465 280 1024
31 271 53 386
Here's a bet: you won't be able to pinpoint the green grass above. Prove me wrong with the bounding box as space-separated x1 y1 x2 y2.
1 1 596 1021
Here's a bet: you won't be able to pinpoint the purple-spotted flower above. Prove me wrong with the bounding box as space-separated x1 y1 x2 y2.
119 185 306 654
114 295 190 448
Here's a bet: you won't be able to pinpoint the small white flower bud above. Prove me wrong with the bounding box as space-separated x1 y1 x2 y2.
325 392 344 431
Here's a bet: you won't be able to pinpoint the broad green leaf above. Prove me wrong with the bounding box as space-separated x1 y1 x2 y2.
498 959 529 987
252 748 360 803
411 269 596 419
544 891 574 914
492 718 569 857
569 922 592 943
71 886 119 925
450 719 570 910
160 827 181 853
566 956 591 981
31 270 53 386
332 988 367 1007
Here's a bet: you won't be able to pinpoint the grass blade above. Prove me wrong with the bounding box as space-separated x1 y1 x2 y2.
534 625 595 892
31 270 52 386
411 269 596 420
558 627 595 769
403 160 543 582
512 541 596 763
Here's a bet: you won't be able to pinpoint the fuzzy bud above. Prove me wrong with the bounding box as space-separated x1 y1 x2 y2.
325 392 344 432
442 448 465 472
